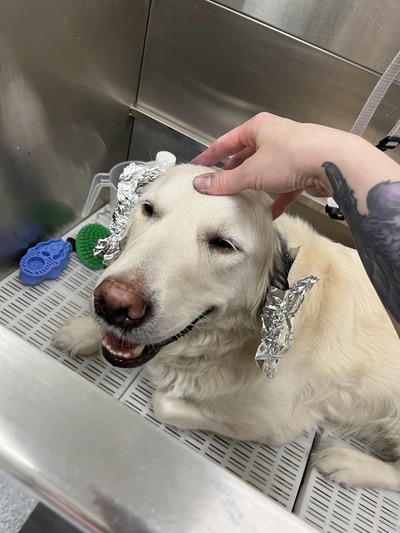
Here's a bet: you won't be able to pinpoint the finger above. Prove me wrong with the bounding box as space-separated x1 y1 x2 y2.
191 113 269 167
271 190 304 219
191 126 249 167
193 159 258 195
191 112 279 167
223 146 256 170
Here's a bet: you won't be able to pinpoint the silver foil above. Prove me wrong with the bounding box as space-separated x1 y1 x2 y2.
255 276 319 380
94 162 165 265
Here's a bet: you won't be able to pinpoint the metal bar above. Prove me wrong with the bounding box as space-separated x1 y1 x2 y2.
0 325 316 532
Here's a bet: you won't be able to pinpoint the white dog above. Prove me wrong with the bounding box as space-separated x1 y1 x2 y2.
54 164 400 490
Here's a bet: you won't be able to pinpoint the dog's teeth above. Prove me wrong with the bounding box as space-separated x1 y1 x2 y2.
102 338 145 359
132 344 145 356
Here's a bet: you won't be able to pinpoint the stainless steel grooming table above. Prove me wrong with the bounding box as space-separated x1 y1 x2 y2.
0 207 399 532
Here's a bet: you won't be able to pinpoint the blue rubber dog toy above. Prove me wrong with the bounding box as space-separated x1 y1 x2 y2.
19 239 73 285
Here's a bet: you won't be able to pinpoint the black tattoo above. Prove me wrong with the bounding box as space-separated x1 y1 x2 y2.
323 162 400 322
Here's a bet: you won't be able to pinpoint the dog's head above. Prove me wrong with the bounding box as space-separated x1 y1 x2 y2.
94 164 286 368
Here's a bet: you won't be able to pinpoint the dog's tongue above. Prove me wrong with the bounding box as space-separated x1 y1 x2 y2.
102 332 145 360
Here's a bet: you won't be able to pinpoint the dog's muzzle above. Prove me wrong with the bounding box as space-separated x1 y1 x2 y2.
100 308 214 368
94 278 214 368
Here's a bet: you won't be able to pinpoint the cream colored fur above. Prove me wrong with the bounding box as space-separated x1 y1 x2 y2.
54 164 400 491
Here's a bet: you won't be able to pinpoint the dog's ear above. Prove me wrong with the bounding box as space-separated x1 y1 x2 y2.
270 235 298 290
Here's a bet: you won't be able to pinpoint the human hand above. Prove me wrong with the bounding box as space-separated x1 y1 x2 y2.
193 113 400 336
192 113 339 218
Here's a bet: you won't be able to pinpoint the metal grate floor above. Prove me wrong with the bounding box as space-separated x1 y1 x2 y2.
1 206 399 531
296 433 400 532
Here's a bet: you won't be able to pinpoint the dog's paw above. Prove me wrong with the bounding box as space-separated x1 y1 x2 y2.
153 392 208 431
53 316 101 356
313 441 400 490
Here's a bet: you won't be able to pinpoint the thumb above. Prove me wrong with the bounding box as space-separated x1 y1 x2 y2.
193 166 253 196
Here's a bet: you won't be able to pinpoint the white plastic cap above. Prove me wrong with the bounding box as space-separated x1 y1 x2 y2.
327 197 339 209
155 151 176 170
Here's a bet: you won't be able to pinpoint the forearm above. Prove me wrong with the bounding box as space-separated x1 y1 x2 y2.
316 135 400 335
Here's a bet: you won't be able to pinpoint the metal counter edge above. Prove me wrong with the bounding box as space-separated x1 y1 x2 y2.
0 325 317 533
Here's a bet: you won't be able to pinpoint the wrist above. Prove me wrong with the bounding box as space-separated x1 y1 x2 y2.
300 127 376 199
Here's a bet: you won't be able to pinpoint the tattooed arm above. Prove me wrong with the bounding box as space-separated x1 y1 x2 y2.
192 112 400 335
323 164 400 335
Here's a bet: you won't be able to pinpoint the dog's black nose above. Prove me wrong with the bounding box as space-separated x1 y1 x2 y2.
94 279 150 329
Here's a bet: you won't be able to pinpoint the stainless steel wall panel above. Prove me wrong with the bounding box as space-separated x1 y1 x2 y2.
138 0 400 164
215 0 400 76
0 0 150 272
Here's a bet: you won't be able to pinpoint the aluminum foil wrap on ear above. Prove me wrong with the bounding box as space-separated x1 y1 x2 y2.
255 276 319 380
94 162 166 266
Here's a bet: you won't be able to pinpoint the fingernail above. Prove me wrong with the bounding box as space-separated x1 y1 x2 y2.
193 173 214 192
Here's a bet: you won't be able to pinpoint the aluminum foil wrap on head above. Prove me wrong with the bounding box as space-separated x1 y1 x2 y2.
255 276 319 380
94 162 166 266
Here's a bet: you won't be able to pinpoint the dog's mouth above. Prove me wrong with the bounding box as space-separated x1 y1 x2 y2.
101 308 214 368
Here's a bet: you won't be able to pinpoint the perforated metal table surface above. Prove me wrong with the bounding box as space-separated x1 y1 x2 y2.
0 207 399 532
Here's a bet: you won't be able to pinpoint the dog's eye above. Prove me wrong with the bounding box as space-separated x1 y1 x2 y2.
209 237 236 252
142 202 154 217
